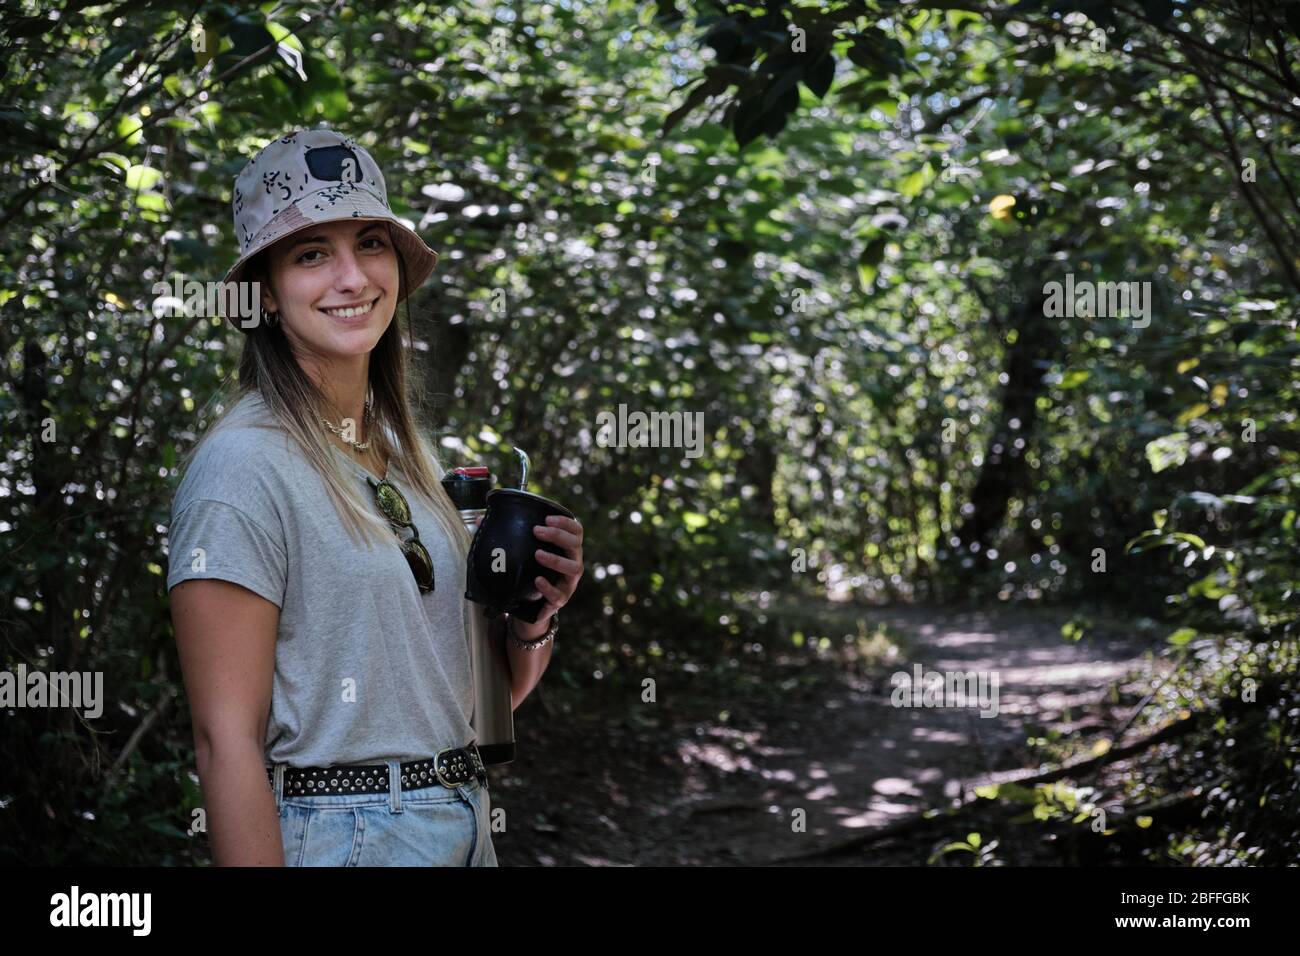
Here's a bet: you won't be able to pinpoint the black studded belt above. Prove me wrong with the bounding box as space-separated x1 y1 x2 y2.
268 744 488 797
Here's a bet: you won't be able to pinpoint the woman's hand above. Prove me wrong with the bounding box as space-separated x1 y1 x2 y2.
527 514 585 619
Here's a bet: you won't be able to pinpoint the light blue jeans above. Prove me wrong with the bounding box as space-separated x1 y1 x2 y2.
271 760 498 867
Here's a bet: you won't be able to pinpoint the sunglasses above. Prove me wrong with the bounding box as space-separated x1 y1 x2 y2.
365 475 435 593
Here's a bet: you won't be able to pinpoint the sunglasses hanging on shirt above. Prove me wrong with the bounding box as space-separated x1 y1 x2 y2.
366 475 435 593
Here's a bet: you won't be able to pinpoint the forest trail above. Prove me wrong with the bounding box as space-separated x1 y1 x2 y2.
495 604 1165 866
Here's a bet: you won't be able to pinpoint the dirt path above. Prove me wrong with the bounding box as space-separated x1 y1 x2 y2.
491 603 1165 866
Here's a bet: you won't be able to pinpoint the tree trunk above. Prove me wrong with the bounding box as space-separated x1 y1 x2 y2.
949 281 1060 566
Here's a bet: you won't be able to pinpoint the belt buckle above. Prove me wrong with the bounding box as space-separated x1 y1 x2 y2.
434 746 468 788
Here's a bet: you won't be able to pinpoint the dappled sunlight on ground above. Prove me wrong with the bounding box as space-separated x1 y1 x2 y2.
661 604 1162 863
493 603 1165 865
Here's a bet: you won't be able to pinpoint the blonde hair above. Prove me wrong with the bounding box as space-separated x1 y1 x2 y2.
181 236 472 561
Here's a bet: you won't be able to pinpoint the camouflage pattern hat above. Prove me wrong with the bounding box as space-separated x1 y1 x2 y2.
221 128 438 331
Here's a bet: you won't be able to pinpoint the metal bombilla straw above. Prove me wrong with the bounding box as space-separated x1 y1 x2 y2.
513 446 529 490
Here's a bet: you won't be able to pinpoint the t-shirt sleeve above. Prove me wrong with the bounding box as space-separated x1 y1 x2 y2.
166 498 288 609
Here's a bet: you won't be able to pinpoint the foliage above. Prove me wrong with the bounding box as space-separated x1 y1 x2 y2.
0 0 1294 864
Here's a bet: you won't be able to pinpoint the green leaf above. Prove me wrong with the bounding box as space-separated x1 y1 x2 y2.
1171 532 1207 550
1176 402 1210 426
898 162 934 198
135 191 168 212
116 114 143 147
1145 433 1188 473
857 236 888 289
802 50 836 99
227 13 276 60
682 512 709 532
125 165 162 191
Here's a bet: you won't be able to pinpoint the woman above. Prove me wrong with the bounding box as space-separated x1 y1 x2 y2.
166 129 583 866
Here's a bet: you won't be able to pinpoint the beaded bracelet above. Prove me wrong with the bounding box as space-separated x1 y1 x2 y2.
509 612 558 651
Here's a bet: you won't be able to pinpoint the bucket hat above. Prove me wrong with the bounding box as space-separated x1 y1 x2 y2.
221 128 438 330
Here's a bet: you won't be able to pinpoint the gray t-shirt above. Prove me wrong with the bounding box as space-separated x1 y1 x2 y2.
165 391 475 768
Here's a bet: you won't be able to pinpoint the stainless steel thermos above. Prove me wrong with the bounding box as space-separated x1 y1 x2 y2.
443 448 576 766
442 464 516 766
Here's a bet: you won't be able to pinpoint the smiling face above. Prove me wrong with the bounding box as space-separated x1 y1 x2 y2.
258 218 401 358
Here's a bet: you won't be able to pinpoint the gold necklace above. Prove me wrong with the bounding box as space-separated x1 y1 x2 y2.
320 399 374 452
